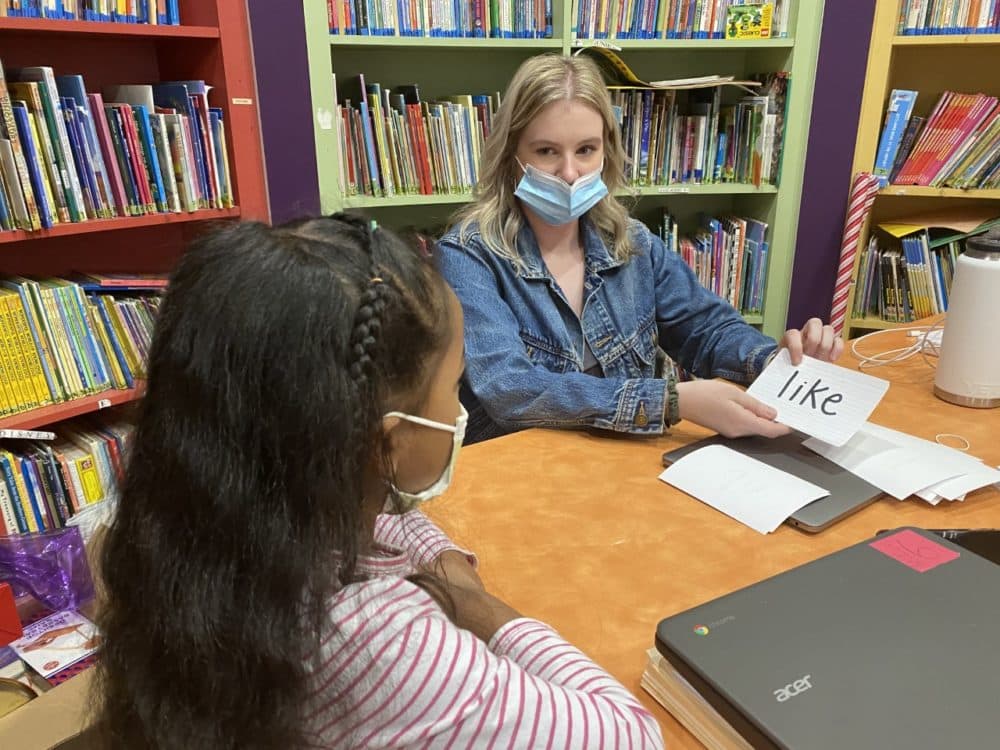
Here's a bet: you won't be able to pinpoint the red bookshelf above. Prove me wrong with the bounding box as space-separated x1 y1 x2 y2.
0 0 268 429
0 382 146 431
0 17 220 38
0 207 241 244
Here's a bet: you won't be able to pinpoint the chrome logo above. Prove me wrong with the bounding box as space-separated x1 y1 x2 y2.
693 625 710 636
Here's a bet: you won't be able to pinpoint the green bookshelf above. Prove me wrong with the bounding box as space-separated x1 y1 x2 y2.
302 1 825 338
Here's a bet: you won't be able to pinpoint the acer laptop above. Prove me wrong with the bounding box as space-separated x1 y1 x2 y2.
655 528 1000 750
661 432 883 532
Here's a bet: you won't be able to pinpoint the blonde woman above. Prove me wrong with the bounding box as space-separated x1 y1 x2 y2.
438 53 842 444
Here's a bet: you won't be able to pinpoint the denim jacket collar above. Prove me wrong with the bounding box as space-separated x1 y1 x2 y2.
513 218 628 280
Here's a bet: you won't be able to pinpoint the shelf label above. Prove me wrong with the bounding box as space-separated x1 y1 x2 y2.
97 398 112 410
231 97 254 105
316 107 334 130
658 186 691 193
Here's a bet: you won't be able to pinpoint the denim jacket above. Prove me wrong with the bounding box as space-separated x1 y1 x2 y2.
436 218 778 444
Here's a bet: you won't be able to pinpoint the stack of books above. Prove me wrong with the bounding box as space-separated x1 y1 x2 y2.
641 648 752 750
572 0 792 40
0 61 234 232
0 410 134 536
0 1 180 24
612 72 788 188
328 0 553 37
336 75 500 198
0 274 162 417
874 88 1000 189
897 1 1000 35
660 210 769 315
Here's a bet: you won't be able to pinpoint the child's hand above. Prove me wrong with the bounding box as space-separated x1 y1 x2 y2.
427 550 484 591
422 552 520 642
779 318 844 365
676 380 791 439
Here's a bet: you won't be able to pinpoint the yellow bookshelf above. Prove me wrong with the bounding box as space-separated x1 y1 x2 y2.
843 0 1000 335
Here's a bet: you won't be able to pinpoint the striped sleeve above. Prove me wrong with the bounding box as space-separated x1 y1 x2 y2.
309 580 663 749
374 510 477 569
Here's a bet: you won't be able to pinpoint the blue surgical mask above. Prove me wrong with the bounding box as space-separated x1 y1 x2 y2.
384 405 468 512
514 159 609 226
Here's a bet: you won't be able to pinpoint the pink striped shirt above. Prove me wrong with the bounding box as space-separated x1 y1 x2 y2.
304 511 663 749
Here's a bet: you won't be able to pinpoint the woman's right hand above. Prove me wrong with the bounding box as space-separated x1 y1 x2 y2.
676 379 790 439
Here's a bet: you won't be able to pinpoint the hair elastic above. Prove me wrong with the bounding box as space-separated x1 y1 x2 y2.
935 433 970 451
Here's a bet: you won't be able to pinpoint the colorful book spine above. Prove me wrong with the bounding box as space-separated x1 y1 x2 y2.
873 89 918 188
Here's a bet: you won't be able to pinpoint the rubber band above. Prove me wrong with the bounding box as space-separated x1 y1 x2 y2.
935 433 970 451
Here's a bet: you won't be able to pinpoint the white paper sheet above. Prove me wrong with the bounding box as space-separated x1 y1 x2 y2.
804 423 977 500
747 350 889 447
915 464 1000 502
658 444 830 534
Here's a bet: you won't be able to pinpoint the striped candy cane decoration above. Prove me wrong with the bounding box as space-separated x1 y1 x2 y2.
830 172 881 337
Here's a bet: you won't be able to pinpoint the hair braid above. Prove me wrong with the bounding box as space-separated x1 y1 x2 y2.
346 217 388 387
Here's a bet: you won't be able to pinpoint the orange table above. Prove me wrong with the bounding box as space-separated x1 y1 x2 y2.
426 325 1000 748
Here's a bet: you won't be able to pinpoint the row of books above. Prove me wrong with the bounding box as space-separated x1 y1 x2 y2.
852 233 958 323
572 0 791 40
335 71 787 197
0 275 160 417
659 209 769 314
0 0 179 23
327 0 554 37
0 61 234 232
897 0 1000 34
612 72 787 187
336 76 499 198
874 89 1000 189
0 410 133 536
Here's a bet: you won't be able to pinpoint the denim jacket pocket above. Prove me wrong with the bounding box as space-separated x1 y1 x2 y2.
519 329 577 373
603 316 657 376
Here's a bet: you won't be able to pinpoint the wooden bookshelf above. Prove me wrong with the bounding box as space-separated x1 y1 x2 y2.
0 17 220 38
0 382 145 431
893 33 1000 46
844 0 1000 335
0 0 268 430
302 2 826 338
0 207 240 243
878 186 1000 199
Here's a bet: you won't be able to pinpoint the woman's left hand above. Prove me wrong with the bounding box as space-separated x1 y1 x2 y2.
779 318 844 365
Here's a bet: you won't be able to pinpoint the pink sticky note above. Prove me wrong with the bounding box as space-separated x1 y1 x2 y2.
870 529 960 573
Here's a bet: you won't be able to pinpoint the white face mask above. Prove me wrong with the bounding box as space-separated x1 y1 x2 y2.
384 404 468 512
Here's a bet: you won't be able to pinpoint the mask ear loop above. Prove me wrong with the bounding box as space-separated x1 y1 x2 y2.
935 433 971 451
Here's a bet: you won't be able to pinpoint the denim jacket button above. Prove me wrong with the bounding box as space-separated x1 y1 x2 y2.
634 401 649 427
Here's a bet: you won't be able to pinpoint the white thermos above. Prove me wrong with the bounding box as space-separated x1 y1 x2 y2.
934 228 1000 408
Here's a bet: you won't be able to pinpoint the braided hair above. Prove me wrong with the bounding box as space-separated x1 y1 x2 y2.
95 213 452 750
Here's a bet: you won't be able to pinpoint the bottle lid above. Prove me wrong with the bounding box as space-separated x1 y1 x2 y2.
966 227 1000 257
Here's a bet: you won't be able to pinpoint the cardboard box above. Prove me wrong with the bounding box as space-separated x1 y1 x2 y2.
0 668 94 749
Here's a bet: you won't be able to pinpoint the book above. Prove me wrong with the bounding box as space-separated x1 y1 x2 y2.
725 4 773 40
641 648 752 750
873 89 917 188
8 610 100 679
71 272 169 290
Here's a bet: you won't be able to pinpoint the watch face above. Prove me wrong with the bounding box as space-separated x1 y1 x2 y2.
0 677 35 718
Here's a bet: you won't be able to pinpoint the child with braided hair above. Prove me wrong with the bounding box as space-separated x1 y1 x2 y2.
93 213 664 750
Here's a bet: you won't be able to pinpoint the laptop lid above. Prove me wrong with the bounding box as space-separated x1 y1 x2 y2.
661 432 883 532
655 528 1000 750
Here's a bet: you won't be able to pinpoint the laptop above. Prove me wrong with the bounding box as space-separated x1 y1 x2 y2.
661 432 883 532
654 528 1000 750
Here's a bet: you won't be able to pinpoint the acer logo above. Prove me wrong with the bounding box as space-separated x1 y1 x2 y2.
774 675 813 703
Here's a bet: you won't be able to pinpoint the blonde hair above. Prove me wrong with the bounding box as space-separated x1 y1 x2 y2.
451 53 634 263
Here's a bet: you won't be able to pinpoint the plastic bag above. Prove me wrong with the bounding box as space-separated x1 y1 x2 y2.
0 527 95 612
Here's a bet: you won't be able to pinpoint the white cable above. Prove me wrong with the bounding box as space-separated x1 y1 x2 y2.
850 319 945 370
